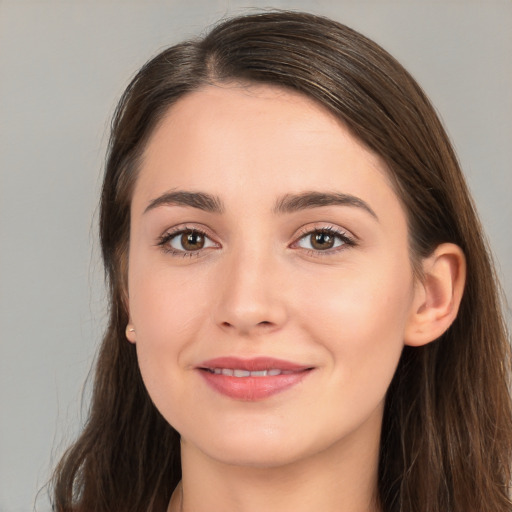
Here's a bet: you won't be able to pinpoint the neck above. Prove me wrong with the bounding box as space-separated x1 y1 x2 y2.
171 411 382 512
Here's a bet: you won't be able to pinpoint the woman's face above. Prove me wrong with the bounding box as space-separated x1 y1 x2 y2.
127 84 418 468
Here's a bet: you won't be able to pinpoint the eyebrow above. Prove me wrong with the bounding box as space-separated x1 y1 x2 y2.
144 190 225 214
273 191 378 219
144 189 377 220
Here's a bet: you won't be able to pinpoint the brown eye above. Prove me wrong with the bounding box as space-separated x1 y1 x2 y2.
310 232 335 250
162 228 217 254
180 231 205 251
295 228 352 253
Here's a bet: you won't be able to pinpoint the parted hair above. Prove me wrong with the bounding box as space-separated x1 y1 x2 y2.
51 11 512 512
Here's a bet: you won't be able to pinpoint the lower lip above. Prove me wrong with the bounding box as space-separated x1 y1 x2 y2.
198 370 312 401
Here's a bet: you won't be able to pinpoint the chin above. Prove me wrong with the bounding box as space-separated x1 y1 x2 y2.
180 416 349 470
198 439 314 469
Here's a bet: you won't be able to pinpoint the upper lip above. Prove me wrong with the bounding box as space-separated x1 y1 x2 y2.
197 356 312 372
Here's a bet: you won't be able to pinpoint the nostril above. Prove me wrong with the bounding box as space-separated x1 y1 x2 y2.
220 320 273 330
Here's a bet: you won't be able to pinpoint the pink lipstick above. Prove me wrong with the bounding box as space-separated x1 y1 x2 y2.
196 357 313 401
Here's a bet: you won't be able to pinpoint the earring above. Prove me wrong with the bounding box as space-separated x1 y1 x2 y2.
126 325 135 339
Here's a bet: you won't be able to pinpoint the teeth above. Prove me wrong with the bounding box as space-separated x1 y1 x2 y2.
210 368 287 377
251 370 267 377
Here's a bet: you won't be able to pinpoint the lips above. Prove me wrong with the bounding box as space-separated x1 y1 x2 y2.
196 357 313 401
207 368 295 377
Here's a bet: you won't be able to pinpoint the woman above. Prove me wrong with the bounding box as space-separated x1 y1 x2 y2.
51 10 512 512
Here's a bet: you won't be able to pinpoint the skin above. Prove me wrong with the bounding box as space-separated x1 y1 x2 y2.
126 83 465 512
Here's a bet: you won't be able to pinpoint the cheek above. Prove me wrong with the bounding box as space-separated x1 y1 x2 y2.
129 261 211 340
127 270 215 436
294 256 414 382
127 260 214 399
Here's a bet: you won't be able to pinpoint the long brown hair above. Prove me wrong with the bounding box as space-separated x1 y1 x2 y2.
51 11 512 512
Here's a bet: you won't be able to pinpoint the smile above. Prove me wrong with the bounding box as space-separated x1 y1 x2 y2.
204 368 296 377
197 357 313 400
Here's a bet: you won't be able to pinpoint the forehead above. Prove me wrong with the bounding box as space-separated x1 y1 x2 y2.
132 83 397 216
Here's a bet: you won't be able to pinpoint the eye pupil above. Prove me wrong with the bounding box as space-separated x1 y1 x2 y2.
181 231 205 250
311 232 334 250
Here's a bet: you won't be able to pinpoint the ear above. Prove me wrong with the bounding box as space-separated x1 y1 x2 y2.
125 322 137 343
119 252 135 343
404 243 466 347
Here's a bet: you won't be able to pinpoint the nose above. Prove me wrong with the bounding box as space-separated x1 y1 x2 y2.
213 246 288 336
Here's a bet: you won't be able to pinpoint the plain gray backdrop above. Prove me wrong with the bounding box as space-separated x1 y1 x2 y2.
1 1 511 511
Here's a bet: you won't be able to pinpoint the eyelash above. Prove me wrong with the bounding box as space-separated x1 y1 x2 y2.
156 225 216 259
156 224 356 258
292 225 356 257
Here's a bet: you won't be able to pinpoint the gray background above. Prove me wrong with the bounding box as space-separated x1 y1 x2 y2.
1 1 511 511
